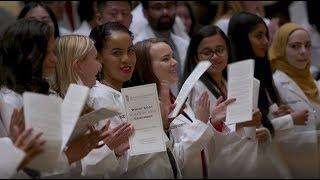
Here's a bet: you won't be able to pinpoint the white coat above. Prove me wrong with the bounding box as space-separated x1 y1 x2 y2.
170 102 215 179
189 80 292 178
88 81 178 179
73 21 92 37
273 70 320 178
0 87 78 179
0 137 25 179
83 81 128 178
88 81 215 178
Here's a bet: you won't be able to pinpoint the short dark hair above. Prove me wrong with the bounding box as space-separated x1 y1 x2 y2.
141 1 176 10
97 0 132 13
89 22 133 80
0 19 53 94
90 21 133 52
18 1 60 37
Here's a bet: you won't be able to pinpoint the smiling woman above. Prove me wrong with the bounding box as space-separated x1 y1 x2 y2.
228 11 277 135
150 41 178 84
269 22 320 178
184 25 232 102
18 1 60 37
89 22 136 91
85 22 137 178
53 35 101 97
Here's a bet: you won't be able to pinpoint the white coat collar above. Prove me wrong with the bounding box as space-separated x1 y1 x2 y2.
274 70 310 103
94 81 122 97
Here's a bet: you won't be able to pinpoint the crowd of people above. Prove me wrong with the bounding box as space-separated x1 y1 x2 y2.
1 1 320 179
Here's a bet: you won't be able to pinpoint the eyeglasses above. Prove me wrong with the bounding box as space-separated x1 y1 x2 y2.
198 46 227 60
149 2 176 12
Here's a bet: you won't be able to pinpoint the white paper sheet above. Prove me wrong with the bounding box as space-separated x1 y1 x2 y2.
252 78 260 110
169 60 212 118
0 138 25 178
244 78 260 139
226 59 254 125
23 92 63 171
0 94 15 134
121 83 166 156
67 108 119 144
61 84 89 149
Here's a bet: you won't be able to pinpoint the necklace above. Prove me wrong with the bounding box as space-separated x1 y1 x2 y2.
101 79 121 91
101 79 113 88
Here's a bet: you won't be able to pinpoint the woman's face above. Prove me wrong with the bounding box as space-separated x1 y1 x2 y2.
77 47 102 87
150 42 178 84
197 34 228 75
176 4 192 34
42 35 57 79
25 6 54 28
99 31 136 85
248 23 269 58
285 29 311 69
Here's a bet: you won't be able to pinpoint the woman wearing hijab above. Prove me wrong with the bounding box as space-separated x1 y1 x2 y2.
270 22 320 178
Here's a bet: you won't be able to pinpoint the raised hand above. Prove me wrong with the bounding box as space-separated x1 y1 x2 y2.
100 121 134 151
251 109 262 127
9 108 25 143
236 108 262 130
195 91 211 123
64 122 107 164
256 127 270 143
272 104 292 118
210 96 236 125
291 109 309 125
114 141 130 157
14 128 46 170
159 80 175 130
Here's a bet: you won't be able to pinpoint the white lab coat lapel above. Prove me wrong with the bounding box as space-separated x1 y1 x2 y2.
277 71 310 104
274 70 320 127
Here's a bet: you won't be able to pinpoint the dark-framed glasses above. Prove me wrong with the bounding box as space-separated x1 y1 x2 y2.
198 46 226 60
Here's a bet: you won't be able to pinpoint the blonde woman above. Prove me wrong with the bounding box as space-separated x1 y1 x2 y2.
53 35 134 178
0 20 104 178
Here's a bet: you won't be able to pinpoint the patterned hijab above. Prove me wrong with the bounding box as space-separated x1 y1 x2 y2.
269 22 320 104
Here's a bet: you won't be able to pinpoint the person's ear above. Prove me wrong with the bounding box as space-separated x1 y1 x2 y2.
96 11 102 25
72 59 82 75
96 54 103 64
143 8 148 19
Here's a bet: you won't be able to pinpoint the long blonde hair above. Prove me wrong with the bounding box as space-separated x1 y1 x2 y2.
53 35 95 98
